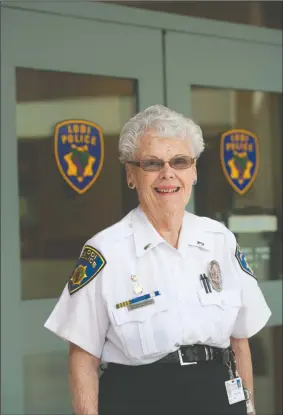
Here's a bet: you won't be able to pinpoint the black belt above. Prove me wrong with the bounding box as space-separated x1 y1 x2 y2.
105 345 232 371
156 344 232 366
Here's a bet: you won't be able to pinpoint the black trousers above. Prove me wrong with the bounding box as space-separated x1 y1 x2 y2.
99 360 247 415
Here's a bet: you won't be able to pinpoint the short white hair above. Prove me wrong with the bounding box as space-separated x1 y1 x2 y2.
118 104 204 163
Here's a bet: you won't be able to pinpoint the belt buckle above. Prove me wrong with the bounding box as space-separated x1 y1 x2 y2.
178 349 197 366
204 345 212 361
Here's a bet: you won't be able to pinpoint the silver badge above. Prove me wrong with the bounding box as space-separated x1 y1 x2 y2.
208 260 222 292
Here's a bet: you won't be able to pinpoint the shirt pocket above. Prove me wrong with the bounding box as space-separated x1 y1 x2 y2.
197 288 242 342
197 288 242 310
112 294 171 360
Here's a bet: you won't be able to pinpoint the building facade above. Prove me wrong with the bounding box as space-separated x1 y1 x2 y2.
1 1 282 414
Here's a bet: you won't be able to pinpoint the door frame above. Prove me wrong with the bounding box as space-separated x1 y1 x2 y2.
3 0 282 44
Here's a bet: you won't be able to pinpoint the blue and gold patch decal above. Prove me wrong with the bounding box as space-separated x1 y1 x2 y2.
235 244 257 280
54 120 104 194
68 245 106 295
220 129 259 195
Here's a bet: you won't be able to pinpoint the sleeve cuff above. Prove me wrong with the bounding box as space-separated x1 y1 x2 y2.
231 307 272 339
44 320 102 359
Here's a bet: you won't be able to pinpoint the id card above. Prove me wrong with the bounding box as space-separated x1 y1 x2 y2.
225 377 245 405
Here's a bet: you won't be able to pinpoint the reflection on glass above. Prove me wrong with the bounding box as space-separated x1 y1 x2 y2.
16 68 137 300
250 325 282 415
191 87 282 281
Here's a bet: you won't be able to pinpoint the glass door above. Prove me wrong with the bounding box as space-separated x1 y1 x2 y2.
1 6 163 414
166 30 282 415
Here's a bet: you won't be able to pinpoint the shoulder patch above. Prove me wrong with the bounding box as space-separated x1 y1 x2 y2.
235 244 257 280
68 245 106 295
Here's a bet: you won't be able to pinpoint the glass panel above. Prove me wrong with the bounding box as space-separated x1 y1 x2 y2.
24 351 71 415
110 1 282 30
16 68 138 300
191 87 282 281
250 325 282 415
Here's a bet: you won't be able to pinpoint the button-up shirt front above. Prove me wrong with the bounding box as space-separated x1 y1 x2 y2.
45 206 271 366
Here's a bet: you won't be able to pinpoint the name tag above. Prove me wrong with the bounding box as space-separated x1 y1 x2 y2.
128 298 155 311
225 377 245 405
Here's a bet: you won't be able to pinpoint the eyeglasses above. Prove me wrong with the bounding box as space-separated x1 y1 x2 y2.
127 156 195 171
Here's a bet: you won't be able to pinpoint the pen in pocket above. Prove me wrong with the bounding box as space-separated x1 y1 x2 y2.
200 273 212 294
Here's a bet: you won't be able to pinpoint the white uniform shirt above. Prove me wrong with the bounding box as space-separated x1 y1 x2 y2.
44 206 271 365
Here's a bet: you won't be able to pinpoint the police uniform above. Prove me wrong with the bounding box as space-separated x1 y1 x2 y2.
45 206 271 415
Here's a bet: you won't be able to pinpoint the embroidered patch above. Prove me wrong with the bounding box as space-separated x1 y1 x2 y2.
68 245 106 295
235 244 257 280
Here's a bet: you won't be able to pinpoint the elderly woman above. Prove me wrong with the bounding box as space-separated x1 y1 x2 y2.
45 105 271 415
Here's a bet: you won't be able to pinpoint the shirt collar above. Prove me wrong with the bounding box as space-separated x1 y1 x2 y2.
131 206 164 257
178 212 214 257
131 206 214 258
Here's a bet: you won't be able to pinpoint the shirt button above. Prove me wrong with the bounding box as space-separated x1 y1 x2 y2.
129 223 133 228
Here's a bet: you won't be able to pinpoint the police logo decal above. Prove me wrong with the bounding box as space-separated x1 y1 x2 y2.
220 129 259 195
208 260 222 292
68 245 106 295
54 120 104 194
235 244 257 280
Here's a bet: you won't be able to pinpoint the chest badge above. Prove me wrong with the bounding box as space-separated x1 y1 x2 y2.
208 260 222 292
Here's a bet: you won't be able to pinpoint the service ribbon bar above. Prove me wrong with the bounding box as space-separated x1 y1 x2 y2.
116 290 160 309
